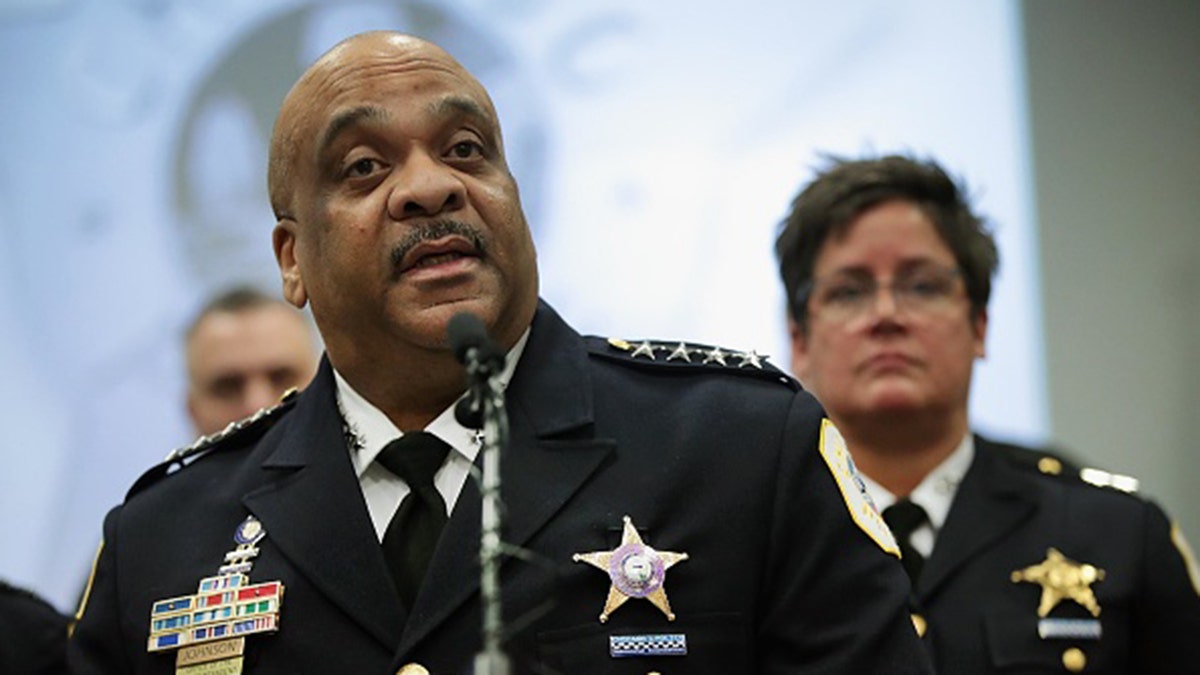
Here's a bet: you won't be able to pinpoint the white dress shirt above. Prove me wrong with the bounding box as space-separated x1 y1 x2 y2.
335 329 529 541
860 434 975 558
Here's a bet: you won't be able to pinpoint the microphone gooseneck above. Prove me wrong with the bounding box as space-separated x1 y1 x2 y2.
447 312 511 675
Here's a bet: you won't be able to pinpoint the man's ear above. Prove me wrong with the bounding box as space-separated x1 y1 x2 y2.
273 220 307 309
972 307 988 359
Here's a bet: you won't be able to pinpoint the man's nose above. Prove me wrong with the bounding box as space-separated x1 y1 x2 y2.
387 151 466 219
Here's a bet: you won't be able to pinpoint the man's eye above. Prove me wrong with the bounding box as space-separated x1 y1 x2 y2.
270 368 299 388
346 158 380 177
448 141 482 160
209 377 243 401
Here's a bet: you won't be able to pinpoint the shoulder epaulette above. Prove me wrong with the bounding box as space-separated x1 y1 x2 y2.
1076 466 1140 493
994 442 1139 494
126 389 300 498
165 388 300 463
586 336 799 390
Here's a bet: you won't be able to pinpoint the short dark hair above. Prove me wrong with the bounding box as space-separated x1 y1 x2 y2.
775 154 999 330
185 286 290 342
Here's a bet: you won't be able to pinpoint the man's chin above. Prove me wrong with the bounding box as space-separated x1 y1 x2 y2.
403 298 496 344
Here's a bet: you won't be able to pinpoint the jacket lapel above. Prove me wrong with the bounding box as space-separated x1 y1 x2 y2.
397 302 615 655
917 436 1037 601
242 360 405 650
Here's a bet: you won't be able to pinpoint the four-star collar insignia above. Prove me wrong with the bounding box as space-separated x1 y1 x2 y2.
607 338 767 369
1012 547 1105 618
574 516 689 623
147 516 284 674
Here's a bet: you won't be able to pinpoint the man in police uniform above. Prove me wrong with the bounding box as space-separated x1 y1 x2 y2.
776 153 1200 673
68 33 931 674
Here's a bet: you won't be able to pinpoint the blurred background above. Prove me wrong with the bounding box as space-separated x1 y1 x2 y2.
0 0 1195 612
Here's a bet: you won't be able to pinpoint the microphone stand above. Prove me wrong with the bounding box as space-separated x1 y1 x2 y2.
463 354 511 675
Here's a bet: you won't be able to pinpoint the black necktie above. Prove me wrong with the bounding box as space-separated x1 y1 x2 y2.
882 499 929 584
377 432 451 607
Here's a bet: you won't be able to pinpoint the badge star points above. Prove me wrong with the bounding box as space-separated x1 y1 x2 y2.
1011 547 1106 617
573 515 689 623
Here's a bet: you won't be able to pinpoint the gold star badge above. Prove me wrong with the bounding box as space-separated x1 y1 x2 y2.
1011 548 1105 617
573 516 689 623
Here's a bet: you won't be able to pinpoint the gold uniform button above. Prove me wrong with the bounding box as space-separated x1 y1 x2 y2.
1038 457 1063 475
397 665 430 675
910 613 927 638
1062 647 1086 672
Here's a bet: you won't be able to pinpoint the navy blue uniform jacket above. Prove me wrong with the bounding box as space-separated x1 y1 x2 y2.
914 437 1200 673
1 580 68 675
70 302 930 674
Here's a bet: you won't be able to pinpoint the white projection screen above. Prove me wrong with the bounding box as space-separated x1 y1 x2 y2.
0 0 1043 609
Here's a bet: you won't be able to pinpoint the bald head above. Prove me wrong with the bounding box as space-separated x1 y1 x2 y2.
267 31 498 222
266 28 538 420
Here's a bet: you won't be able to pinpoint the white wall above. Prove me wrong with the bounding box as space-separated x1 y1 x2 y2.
1023 0 1200 546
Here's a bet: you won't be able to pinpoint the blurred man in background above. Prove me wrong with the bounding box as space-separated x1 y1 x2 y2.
776 153 1200 674
64 288 319 656
184 286 319 435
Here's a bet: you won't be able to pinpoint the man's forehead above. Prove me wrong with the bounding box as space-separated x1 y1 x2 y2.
269 32 501 205
298 56 495 139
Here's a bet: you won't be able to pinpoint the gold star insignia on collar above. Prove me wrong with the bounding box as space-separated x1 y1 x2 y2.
1011 547 1105 617
573 516 689 623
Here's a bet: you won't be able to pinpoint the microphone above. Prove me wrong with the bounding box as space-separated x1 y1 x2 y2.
449 313 504 429
448 312 505 375
447 312 512 675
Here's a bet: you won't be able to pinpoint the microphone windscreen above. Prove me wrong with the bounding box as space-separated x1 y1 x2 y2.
448 312 493 364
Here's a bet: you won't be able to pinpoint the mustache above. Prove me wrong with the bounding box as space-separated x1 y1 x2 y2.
389 220 487 273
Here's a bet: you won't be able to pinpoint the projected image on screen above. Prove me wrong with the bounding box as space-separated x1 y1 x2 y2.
171 1 549 296
0 0 1040 609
